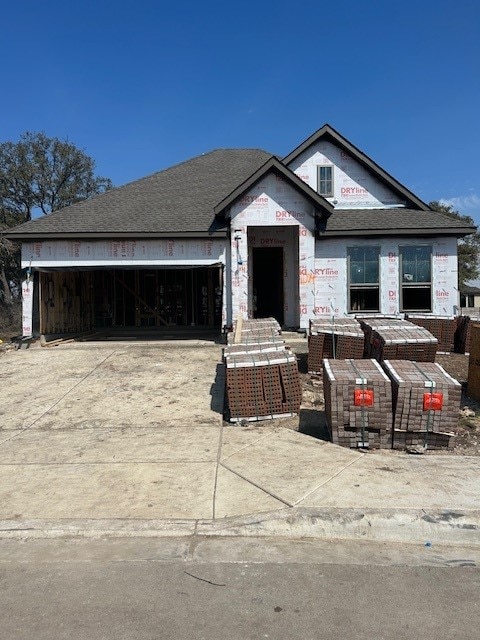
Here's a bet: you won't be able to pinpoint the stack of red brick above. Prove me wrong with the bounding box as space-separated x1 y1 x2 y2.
406 314 457 353
322 356 461 450
224 318 302 422
227 317 282 346
308 318 365 372
323 358 393 449
455 315 480 354
360 318 413 357
382 360 461 450
359 318 438 361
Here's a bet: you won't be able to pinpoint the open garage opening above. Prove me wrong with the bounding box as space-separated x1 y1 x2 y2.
37 266 223 339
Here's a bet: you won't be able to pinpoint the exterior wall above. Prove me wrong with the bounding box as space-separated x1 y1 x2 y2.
228 173 315 329
21 238 226 268
314 236 459 317
287 140 405 209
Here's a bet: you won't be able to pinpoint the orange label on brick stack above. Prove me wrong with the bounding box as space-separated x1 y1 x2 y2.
354 389 374 407
423 392 443 411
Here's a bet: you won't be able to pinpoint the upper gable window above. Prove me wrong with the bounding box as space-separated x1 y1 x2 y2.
317 165 333 197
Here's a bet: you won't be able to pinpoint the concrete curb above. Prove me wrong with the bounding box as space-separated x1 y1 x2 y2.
1 507 479 546
197 508 480 546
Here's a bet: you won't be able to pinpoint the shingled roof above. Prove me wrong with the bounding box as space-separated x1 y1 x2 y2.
7 148 273 239
321 208 475 236
6 127 477 241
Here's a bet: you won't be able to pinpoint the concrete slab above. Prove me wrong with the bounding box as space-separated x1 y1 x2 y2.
0 348 112 429
221 429 364 506
214 465 286 518
0 462 216 520
220 426 280 460
302 453 480 510
0 343 224 431
0 427 220 463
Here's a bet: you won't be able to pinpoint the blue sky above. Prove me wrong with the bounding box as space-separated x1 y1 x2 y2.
1 0 479 222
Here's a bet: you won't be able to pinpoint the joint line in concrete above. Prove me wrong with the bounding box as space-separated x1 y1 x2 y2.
219 461 293 507
0 350 119 449
292 453 366 506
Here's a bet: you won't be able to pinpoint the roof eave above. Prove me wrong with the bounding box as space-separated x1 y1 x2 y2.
319 226 475 238
5 230 227 241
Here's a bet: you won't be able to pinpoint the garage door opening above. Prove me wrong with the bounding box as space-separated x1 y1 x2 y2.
38 267 223 336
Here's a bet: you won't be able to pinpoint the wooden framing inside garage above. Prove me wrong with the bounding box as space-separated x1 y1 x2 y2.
38 267 222 335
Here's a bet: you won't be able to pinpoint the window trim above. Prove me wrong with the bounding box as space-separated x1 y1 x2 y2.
317 165 334 198
399 244 432 312
347 245 381 312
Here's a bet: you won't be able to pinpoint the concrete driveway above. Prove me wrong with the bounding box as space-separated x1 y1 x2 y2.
0 339 479 545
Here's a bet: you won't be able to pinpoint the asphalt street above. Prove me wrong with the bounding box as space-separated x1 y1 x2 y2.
0 537 478 640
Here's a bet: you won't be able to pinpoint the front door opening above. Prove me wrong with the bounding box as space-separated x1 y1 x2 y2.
252 247 284 325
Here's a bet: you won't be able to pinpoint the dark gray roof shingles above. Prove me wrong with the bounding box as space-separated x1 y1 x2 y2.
323 208 475 235
8 149 273 237
7 149 475 239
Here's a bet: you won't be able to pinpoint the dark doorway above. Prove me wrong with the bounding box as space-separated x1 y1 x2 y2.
252 247 284 324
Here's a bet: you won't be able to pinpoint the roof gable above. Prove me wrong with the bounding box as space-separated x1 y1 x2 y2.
283 124 430 211
213 157 335 219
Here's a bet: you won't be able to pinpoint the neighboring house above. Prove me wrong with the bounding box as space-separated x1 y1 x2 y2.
7 124 475 337
460 285 480 309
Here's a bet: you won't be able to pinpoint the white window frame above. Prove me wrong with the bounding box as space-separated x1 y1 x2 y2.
317 165 334 197
399 244 432 312
347 246 380 312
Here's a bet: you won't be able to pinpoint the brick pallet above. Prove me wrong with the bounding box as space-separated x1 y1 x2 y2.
392 430 455 450
370 326 438 362
308 330 365 372
456 316 479 354
232 317 281 334
360 318 418 357
323 358 393 449
467 324 480 401
382 359 460 449
224 339 286 359
225 351 302 422
310 317 361 331
241 317 281 330
406 314 457 353
308 318 364 372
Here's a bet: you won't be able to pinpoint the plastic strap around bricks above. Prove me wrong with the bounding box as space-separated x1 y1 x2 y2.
281 350 295 414
412 361 436 449
252 353 260 421
331 316 337 360
265 352 274 419
350 360 368 448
